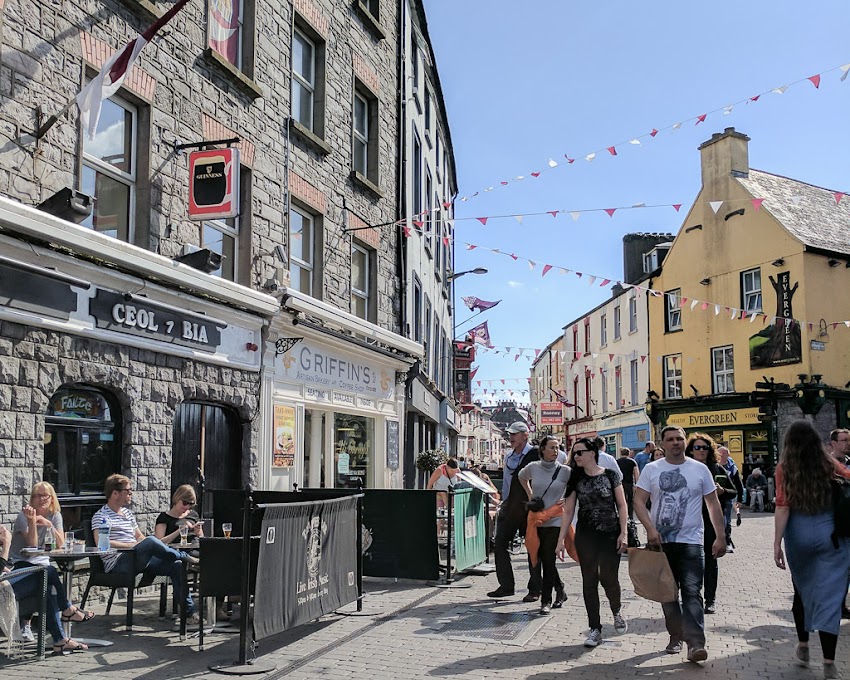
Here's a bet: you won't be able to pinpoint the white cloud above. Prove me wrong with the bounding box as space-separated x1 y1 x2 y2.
507 280 523 288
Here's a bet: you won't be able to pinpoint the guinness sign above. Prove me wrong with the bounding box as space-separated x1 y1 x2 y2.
188 147 240 220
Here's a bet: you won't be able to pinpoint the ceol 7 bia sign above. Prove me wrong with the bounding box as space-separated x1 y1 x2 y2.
540 402 564 425
188 148 240 220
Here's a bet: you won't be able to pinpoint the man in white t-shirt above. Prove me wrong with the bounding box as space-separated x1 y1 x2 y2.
634 426 726 664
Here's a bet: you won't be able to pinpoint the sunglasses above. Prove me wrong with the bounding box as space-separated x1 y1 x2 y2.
572 449 590 456
180 499 196 506
33 493 51 500
691 444 711 451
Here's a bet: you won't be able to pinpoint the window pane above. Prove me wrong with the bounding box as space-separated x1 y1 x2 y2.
354 95 368 137
293 81 313 129
293 31 314 85
334 414 374 489
353 138 367 175
289 209 312 264
202 222 235 280
353 294 367 319
83 99 132 174
291 262 313 295
352 248 367 292
81 164 130 241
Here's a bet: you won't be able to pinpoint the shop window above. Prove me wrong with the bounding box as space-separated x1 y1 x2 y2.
663 354 682 399
80 95 137 242
334 414 374 488
665 289 682 332
741 268 762 313
172 402 241 503
712 345 735 394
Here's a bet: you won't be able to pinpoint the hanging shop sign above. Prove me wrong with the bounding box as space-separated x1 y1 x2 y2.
539 402 564 425
188 148 240 220
749 271 802 368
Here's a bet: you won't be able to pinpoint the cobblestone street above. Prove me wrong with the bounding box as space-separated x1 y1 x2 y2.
0 508 832 679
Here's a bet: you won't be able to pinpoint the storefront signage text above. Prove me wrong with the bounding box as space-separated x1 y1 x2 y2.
666 407 760 428
540 402 563 425
91 290 224 351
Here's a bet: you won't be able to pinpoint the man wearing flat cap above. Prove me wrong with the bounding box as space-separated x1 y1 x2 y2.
488 421 546 600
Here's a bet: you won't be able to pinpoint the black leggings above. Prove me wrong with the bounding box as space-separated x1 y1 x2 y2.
792 586 838 660
574 527 622 630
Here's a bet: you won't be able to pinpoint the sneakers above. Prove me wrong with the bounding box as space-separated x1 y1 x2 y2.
704 601 716 614
18 623 34 643
795 643 810 667
665 637 682 654
539 604 551 615
726 545 735 554
613 611 628 634
824 662 841 679
687 645 708 663
522 592 540 603
486 587 515 598
552 589 567 609
584 628 602 647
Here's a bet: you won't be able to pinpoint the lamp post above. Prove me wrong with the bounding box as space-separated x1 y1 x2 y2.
447 267 488 282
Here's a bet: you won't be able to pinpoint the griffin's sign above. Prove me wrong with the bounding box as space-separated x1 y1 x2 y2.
188 148 240 220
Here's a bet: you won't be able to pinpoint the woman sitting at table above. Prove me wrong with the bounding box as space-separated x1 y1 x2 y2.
154 485 204 545
9 482 94 648
2 524 89 654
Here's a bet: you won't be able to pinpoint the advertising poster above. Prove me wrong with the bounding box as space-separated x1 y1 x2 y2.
273 404 296 468
540 402 564 425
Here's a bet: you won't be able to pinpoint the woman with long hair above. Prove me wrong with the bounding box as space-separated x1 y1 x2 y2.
685 433 735 615
8 481 93 653
154 484 205 545
558 437 628 647
774 420 850 679
518 435 571 615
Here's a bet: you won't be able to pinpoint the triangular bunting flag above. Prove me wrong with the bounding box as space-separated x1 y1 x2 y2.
695 114 707 124
673 204 682 212
530 172 540 178
690 299 699 310
542 264 553 277
773 85 789 94
547 210 559 218
751 198 765 212
403 227 412 237
585 153 596 162
600 279 611 287
587 275 597 286
714 304 721 316
834 192 845 204
528 261 536 271
465 243 476 250
607 146 617 156
604 208 616 217
565 155 575 164
842 64 850 81
790 195 803 205
808 74 821 88
570 211 581 222
476 217 488 225
650 129 659 137
709 201 723 214
548 158 558 168
514 215 523 224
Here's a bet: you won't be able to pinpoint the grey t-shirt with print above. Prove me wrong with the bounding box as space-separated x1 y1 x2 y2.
518 460 571 527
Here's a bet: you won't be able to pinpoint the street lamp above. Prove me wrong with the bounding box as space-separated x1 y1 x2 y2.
447 267 488 282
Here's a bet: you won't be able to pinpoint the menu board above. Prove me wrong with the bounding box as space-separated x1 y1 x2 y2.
386 420 399 470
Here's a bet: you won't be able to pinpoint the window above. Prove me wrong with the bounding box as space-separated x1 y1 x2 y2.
629 293 638 333
292 28 315 130
665 289 682 332
742 268 762 313
600 314 607 346
630 359 639 405
440 330 449 393
334 413 375 488
202 217 237 280
572 327 579 355
434 200 442 277
412 275 422 341
601 369 608 412
573 377 579 420
424 88 432 138
352 242 373 320
433 311 440 386
615 367 622 408
208 0 250 72
584 322 590 353
663 355 682 399
81 95 136 242
289 206 315 296
412 130 422 218
410 41 420 108
613 305 621 340
585 375 592 415
423 297 432 373
712 346 735 394
424 168 433 256
352 84 379 186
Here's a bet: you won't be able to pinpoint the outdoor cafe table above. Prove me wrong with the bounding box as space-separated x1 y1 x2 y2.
23 547 116 648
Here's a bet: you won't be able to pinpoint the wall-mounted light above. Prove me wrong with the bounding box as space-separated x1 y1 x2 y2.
828 259 841 268
771 258 784 267
699 277 711 286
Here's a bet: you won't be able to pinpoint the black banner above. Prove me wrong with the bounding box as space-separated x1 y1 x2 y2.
254 496 359 639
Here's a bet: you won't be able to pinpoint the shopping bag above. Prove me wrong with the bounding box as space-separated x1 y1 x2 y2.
627 546 677 602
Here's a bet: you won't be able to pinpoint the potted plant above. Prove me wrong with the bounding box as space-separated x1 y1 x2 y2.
415 448 447 476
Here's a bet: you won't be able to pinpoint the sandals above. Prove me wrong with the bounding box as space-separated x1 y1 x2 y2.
61 607 95 623
53 638 88 654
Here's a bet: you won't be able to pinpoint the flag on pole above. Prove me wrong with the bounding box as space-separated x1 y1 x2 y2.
461 296 501 312
468 321 492 347
77 0 190 139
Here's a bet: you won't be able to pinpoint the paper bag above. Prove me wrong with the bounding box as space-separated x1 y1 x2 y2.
627 546 677 602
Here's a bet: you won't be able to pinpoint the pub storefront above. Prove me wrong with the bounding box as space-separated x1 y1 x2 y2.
0 197 276 532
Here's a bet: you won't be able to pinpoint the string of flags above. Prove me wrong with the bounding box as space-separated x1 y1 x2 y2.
452 60 850 206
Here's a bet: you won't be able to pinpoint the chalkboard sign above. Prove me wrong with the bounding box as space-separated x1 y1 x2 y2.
386 420 399 470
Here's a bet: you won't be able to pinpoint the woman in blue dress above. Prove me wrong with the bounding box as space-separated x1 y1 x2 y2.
774 420 850 680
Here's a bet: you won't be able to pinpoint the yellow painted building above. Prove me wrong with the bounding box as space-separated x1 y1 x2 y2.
647 128 850 474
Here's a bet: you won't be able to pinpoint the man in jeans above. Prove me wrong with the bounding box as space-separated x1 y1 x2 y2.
634 426 726 663
92 474 198 622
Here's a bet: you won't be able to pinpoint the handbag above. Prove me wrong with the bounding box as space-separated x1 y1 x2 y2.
627 519 641 548
627 546 678 602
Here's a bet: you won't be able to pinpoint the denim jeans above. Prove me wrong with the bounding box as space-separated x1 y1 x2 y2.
722 502 733 545
661 542 706 648
111 536 194 613
7 569 66 643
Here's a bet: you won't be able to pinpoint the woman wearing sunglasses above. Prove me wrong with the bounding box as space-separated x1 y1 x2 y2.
685 434 736 616
154 485 204 545
558 438 629 647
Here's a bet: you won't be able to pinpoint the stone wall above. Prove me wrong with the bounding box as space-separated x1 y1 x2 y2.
0 319 261 529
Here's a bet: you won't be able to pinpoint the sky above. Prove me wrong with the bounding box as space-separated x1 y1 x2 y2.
422 0 849 407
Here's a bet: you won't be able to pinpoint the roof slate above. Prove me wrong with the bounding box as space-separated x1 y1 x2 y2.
737 170 850 256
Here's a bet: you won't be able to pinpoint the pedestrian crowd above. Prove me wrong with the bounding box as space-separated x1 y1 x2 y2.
487 419 850 678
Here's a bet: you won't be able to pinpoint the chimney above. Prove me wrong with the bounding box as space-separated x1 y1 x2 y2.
698 127 750 186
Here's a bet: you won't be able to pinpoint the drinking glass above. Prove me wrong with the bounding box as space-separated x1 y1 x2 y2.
179 524 189 546
222 523 232 539
64 532 75 551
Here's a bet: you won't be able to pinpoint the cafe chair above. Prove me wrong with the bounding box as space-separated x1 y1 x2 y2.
0 565 48 659
79 551 174 631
